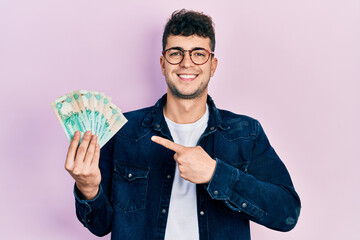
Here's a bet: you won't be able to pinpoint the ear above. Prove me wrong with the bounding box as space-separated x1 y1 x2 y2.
210 57 218 77
160 56 166 76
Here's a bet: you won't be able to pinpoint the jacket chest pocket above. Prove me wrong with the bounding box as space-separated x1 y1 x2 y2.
112 162 150 213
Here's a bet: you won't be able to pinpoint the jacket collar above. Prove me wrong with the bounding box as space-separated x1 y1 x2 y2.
142 94 229 135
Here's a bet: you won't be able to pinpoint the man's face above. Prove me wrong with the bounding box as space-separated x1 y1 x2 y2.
160 35 218 100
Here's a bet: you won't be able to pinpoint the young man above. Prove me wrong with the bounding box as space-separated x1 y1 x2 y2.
65 9 301 240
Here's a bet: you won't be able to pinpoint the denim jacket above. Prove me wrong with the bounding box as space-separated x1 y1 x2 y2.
74 94 301 240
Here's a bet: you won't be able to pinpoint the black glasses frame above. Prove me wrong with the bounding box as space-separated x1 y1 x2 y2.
162 47 215 65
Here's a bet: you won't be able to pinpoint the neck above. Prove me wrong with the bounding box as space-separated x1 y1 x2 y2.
164 89 208 124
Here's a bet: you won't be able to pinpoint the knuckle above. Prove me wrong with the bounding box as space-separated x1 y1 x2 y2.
88 146 95 153
64 164 72 171
72 168 82 176
77 146 86 154
179 173 188 180
86 150 94 158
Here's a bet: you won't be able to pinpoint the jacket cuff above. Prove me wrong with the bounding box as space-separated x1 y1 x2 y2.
207 158 237 200
74 184 103 228
206 159 266 220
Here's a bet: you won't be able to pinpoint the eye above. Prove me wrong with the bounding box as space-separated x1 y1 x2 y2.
193 50 207 57
195 52 205 56
167 49 183 57
170 51 182 56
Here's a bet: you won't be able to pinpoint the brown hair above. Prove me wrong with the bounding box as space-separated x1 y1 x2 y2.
162 9 216 52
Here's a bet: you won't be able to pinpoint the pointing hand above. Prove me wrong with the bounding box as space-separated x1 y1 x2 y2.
151 136 216 184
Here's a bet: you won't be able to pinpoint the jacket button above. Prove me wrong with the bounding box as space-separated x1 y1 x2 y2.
242 203 247 208
128 173 133 178
286 217 295 225
214 190 219 195
210 126 215 131
167 175 171 179
162 209 167 214
200 211 205 216
156 124 161 128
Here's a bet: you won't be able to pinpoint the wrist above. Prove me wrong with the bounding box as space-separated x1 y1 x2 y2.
205 158 217 183
76 183 99 200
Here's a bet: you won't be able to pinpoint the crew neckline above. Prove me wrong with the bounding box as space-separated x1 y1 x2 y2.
164 104 209 130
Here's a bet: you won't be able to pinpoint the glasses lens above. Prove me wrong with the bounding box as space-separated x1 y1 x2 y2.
164 48 211 65
165 49 183 64
191 49 210 65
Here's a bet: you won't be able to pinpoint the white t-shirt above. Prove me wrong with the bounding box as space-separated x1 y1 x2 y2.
164 104 209 240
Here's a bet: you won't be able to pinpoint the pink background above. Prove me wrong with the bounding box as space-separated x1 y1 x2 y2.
1 0 359 239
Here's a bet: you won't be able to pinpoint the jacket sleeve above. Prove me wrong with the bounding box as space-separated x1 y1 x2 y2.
206 120 301 231
74 137 115 237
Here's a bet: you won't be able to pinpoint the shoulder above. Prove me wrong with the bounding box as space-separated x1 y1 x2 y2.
219 109 258 123
217 108 262 141
123 106 154 124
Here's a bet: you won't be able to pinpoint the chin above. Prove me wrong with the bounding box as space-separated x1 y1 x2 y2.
166 75 209 100
169 88 207 100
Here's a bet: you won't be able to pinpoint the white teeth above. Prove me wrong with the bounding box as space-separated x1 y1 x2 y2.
179 74 197 79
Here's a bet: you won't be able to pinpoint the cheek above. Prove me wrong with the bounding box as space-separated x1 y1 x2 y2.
161 65 168 76
163 68 174 80
201 66 212 78
164 66 178 77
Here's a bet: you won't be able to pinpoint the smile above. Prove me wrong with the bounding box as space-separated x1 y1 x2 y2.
177 74 198 81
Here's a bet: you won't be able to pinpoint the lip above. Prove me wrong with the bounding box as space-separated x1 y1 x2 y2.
177 74 199 81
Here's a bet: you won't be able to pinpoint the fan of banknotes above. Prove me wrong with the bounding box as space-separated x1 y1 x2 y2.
51 90 127 148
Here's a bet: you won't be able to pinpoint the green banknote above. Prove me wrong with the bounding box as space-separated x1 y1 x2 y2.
51 90 127 148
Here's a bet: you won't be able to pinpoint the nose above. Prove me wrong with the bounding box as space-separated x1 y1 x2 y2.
179 51 193 68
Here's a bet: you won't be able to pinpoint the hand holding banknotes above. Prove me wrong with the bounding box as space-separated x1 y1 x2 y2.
52 90 128 200
65 131 101 200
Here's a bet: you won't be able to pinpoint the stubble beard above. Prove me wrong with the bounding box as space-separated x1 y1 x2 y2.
165 75 210 100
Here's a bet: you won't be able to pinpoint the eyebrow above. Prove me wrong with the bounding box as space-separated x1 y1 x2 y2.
169 46 207 51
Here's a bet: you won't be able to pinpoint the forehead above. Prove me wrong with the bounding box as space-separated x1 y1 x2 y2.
166 35 211 50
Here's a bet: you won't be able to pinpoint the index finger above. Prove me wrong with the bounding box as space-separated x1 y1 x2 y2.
65 131 81 167
151 136 184 152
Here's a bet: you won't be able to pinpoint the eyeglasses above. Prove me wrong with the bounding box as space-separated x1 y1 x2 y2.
162 47 214 65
